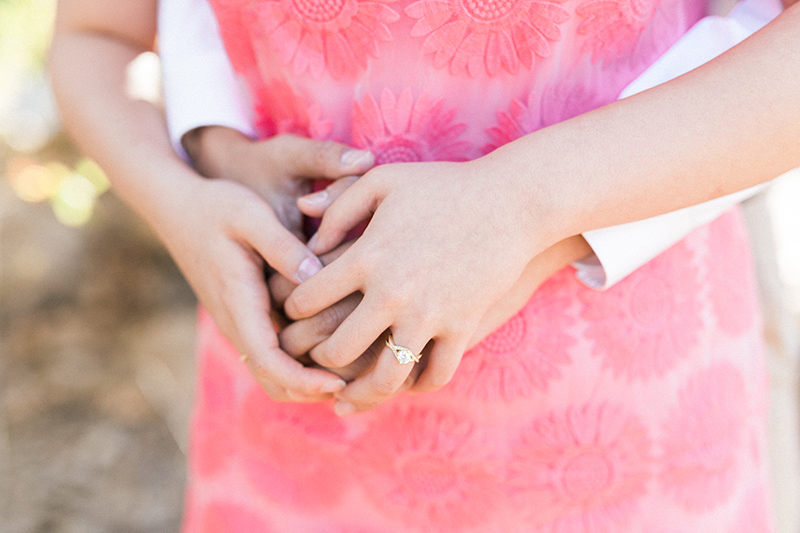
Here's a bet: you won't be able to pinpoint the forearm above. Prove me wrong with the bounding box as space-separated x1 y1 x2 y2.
495 4 800 248
50 20 196 233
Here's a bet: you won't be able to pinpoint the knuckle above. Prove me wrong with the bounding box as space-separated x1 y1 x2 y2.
269 231 300 264
423 370 453 391
277 328 302 356
311 344 349 368
266 388 292 402
268 133 293 152
286 289 314 319
384 290 412 312
316 141 341 174
230 197 267 234
315 304 345 335
371 375 400 397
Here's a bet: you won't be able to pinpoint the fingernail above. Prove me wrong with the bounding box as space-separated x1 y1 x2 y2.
340 149 374 169
307 232 318 251
295 256 323 283
300 189 328 206
320 379 347 394
334 401 356 417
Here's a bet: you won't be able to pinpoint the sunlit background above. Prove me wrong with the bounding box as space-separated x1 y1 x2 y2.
1 0 799 531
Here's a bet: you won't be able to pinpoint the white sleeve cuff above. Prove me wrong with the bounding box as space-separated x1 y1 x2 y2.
573 0 781 290
158 0 255 161
575 184 769 289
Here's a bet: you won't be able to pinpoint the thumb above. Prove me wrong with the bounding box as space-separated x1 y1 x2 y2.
233 195 324 284
267 134 374 179
297 175 359 218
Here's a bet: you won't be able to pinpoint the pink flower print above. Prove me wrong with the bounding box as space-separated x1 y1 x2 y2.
508 402 652 531
352 88 470 163
195 501 275 533
659 362 748 511
578 240 702 382
191 331 238 477
253 79 333 139
354 406 503 530
576 0 661 63
540 78 609 127
253 0 399 79
706 210 758 336
405 0 569 76
483 90 541 153
208 0 260 75
238 388 351 510
451 268 575 401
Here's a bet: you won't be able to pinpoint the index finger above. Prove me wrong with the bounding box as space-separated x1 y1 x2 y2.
229 273 347 395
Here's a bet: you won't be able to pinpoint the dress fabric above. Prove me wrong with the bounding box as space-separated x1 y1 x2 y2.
182 0 774 529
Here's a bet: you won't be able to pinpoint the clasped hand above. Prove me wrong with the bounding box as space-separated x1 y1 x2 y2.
186 127 578 416
281 158 541 415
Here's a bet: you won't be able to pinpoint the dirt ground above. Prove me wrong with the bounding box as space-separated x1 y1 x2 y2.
1 138 198 532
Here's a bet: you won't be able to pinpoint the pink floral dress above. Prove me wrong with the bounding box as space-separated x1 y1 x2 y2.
181 0 774 529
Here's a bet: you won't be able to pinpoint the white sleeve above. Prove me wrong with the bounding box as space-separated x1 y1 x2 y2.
573 0 784 290
157 0 256 161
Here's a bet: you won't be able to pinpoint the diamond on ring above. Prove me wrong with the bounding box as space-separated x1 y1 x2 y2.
386 334 421 365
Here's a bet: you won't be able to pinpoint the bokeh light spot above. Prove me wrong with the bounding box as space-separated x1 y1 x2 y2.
75 158 110 194
50 173 97 227
7 158 60 202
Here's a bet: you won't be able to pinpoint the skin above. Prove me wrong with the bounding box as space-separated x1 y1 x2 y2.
281 3 800 415
50 0 375 402
186 127 592 397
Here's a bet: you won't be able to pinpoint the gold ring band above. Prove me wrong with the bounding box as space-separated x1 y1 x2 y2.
385 333 421 365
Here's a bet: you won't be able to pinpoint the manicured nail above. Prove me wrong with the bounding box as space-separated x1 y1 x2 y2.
340 149 374 169
295 256 323 283
301 189 328 206
334 400 356 417
320 379 347 394
307 232 318 251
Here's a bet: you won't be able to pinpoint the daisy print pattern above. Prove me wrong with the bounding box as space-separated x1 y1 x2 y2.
576 0 661 63
252 78 333 138
483 90 541 153
659 362 748 512
253 0 400 78
354 406 504 531
451 269 576 401
508 402 652 531
405 0 570 76
352 88 470 163
238 388 352 510
578 240 702 382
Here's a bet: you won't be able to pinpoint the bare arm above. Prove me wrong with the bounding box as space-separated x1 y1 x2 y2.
49 0 357 400
487 4 800 249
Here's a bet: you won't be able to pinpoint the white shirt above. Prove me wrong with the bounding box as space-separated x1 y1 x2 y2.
157 0 782 289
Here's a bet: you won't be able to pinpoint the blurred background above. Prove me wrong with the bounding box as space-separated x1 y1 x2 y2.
1 1 195 531
1 0 800 531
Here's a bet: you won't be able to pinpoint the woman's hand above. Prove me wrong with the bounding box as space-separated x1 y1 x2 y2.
270 178 590 410
272 236 589 412
282 158 549 413
156 175 362 401
181 126 372 237
172 126 376 400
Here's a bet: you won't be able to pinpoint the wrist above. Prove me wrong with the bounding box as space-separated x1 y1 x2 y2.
474 130 587 259
182 125 253 180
